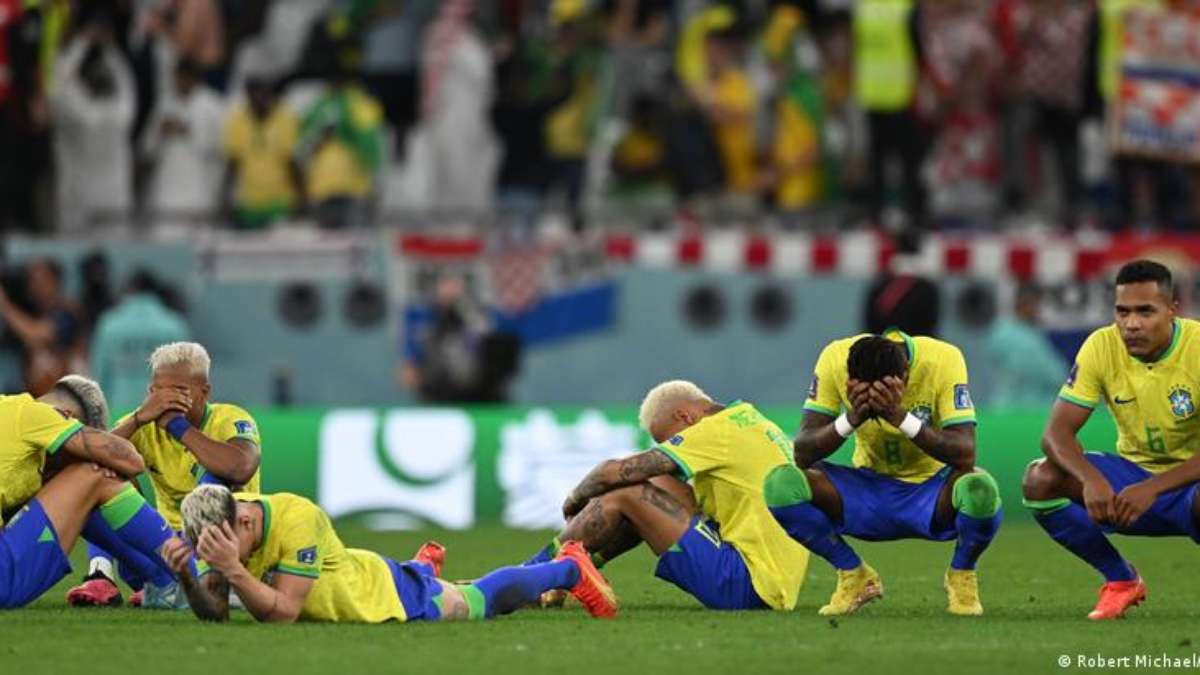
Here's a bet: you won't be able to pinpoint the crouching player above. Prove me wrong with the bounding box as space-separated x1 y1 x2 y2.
1025 260 1200 620
1 376 180 608
783 331 1002 616
169 485 617 623
525 380 811 612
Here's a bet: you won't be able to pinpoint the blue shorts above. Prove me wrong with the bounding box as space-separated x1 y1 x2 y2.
1086 452 1200 543
654 516 768 611
0 499 72 609
818 462 957 542
384 557 443 622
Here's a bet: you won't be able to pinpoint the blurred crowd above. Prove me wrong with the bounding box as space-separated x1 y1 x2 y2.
3 0 1200 235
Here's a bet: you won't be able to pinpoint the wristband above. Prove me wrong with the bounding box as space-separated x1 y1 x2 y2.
833 413 855 438
166 416 192 441
898 412 923 439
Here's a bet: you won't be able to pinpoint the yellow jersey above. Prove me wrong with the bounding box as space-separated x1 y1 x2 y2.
223 105 300 210
804 331 977 482
235 492 407 623
710 68 758 193
1059 318 1200 473
119 402 261 530
0 394 83 519
654 401 810 610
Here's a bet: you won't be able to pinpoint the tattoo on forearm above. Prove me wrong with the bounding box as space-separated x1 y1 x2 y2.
80 428 140 469
639 483 685 519
571 450 677 505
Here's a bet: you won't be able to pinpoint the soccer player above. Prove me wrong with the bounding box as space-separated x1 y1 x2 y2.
785 330 1001 616
525 380 811 612
69 341 263 607
1024 260 1200 620
169 485 617 623
1 376 180 608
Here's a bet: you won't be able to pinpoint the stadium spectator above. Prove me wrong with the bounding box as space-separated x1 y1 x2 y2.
90 270 191 414
609 94 669 197
696 26 757 202
299 69 385 229
542 6 606 224
1000 0 1095 226
420 0 498 213
221 75 304 229
139 58 224 220
362 0 435 159
984 283 1066 407
50 22 135 232
0 259 83 396
77 251 115 338
854 0 926 228
141 0 227 89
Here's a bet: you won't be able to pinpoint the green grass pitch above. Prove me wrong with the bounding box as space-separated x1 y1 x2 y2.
2 522 1196 675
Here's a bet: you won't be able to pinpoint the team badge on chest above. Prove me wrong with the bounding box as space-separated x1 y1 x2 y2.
1168 386 1195 419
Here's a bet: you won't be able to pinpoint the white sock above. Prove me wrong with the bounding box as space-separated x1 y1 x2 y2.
88 557 115 581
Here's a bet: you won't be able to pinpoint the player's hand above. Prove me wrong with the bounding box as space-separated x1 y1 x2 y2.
137 388 192 426
1081 477 1117 525
162 536 195 576
1113 482 1157 529
196 522 241 575
90 462 119 479
845 379 872 426
156 410 185 429
868 376 907 427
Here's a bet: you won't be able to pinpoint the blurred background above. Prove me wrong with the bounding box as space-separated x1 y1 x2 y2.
2 0 1199 527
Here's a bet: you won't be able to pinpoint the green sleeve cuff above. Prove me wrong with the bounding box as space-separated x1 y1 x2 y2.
1057 392 1097 410
45 421 84 455
653 444 694 481
802 401 838 417
940 414 977 428
275 563 320 579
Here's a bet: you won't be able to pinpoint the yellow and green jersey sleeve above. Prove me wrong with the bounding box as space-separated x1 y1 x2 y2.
654 416 729 481
0 394 83 515
804 338 861 418
1058 330 1106 410
933 343 977 428
240 493 405 623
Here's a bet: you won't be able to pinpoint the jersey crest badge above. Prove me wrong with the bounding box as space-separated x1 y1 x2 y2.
1169 387 1195 419
668 435 684 446
234 420 256 436
953 385 973 410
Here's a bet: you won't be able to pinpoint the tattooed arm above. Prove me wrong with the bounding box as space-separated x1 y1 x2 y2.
164 537 230 622
562 449 680 518
870 377 977 471
61 427 145 477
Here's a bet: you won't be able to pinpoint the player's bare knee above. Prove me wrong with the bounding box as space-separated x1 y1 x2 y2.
1021 459 1060 500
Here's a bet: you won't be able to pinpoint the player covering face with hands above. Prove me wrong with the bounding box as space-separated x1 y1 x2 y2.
781 330 1001 616
168 485 617 624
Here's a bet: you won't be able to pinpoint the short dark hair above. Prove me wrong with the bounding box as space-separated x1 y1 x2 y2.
1115 259 1174 298
847 336 908 383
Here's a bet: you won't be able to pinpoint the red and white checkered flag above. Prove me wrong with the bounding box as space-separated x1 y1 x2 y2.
489 245 546 314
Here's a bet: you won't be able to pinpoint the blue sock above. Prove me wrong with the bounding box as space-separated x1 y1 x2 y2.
465 560 580 618
950 511 1001 570
82 486 175 587
770 503 862 571
1034 502 1135 582
522 537 561 566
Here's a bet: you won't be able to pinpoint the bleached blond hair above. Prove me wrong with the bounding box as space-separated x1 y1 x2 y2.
53 374 110 429
149 342 211 379
638 380 712 434
181 484 237 544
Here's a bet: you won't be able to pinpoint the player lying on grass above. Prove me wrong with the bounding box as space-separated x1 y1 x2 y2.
69 342 263 608
524 380 811 611
785 330 1001 616
169 485 617 623
1 376 181 609
1025 260 1200 620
